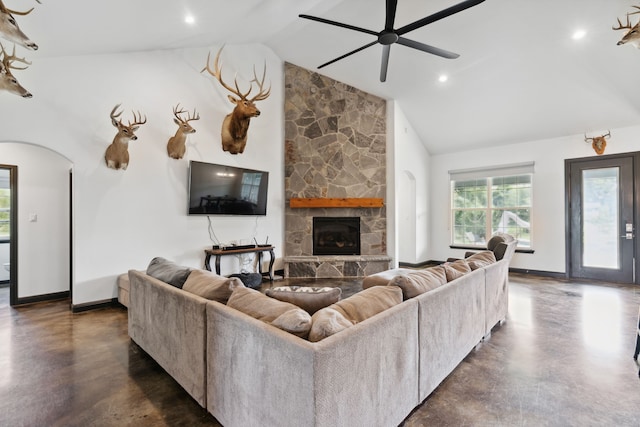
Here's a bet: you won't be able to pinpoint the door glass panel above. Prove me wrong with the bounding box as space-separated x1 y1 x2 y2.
582 167 619 269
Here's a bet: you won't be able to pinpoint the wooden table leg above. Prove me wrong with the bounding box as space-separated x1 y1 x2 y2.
215 255 222 275
267 249 275 282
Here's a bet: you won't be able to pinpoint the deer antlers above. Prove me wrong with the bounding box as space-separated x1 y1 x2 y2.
0 41 32 97
613 5 640 47
110 103 147 129
202 46 271 103
173 103 199 124
0 41 30 70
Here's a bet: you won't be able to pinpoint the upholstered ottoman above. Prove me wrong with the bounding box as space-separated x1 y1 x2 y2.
118 273 130 308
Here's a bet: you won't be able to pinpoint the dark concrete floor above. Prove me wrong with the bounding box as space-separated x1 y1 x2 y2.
1 274 639 426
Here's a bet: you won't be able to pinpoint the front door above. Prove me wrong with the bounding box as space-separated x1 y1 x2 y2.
567 155 634 283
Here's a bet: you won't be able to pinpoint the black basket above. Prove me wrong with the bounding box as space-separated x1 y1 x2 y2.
230 272 262 289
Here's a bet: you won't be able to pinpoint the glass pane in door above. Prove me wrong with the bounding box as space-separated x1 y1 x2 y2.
582 167 619 269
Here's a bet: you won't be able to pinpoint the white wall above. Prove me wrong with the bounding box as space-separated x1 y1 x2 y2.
0 143 71 297
393 103 430 265
0 44 284 305
429 124 640 273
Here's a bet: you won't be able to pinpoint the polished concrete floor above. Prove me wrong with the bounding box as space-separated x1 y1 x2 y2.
1 274 639 426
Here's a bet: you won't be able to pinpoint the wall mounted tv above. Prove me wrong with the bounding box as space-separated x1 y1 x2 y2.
188 161 269 216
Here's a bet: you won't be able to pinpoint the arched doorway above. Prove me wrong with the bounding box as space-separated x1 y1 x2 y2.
0 142 72 306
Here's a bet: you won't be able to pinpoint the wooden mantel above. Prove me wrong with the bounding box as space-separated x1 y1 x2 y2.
289 198 384 208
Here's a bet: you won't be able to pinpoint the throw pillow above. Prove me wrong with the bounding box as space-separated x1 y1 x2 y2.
465 250 497 270
308 286 403 342
146 257 192 289
362 268 415 289
307 308 353 342
390 266 447 299
442 259 471 282
265 286 342 314
227 287 312 338
182 269 244 303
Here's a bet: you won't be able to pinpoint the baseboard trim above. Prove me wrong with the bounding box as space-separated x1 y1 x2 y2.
15 291 70 306
72 298 120 313
509 268 567 279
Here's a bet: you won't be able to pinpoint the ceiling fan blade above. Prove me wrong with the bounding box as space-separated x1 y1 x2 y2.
299 14 378 37
380 45 391 82
396 0 486 36
385 0 398 31
397 37 459 59
318 41 379 69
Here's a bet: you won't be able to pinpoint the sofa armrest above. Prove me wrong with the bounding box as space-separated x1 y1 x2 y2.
128 269 208 407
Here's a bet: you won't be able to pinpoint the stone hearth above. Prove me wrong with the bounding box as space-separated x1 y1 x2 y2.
284 63 390 278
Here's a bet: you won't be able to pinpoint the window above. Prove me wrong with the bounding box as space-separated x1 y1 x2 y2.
450 163 533 249
0 188 9 239
240 172 262 204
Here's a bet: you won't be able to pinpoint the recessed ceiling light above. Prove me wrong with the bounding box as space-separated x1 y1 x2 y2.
185 15 195 25
572 29 586 40
438 74 448 83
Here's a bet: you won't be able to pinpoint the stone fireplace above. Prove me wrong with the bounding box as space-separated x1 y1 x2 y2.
313 217 360 256
283 63 391 278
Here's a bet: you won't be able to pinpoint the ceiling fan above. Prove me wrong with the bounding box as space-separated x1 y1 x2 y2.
299 0 486 82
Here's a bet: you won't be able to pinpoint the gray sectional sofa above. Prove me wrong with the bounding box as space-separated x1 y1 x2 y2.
128 238 516 427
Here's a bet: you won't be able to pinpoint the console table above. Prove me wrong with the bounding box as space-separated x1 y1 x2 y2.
204 245 275 282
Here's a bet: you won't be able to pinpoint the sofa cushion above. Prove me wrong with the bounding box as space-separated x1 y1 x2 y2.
362 268 415 289
442 259 471 282
265 286 342 314
308 286 403 342
487 233 516 260
146 257 192 288
465 250 497 270
389 266 447 300
182 269 244 303
227 287 312 338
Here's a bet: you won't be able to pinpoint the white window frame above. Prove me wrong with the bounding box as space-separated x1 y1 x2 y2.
449 162 534 250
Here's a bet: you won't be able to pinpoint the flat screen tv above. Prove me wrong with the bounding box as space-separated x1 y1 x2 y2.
188 161 269 216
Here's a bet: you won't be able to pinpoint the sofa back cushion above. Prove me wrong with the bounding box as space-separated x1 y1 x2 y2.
227 287 312 338
442 259 471 282
309 286 403 342
390 266 447 300
265 286 342 314
146 257 192 289
465 251 496 270
487 233 517 261
182 269 244 303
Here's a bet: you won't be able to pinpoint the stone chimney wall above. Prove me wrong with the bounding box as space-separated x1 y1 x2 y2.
283 63 390 277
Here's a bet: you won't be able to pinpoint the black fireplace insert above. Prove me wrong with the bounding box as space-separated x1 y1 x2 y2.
313 217 361 256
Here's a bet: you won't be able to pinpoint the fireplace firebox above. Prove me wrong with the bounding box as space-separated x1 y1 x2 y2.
313 217 361 256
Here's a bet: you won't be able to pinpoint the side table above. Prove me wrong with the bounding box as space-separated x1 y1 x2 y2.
204 245 275 282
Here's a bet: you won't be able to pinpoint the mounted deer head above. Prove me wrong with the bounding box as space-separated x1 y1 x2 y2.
0 42 31 98
201 46 271 154
585 131 610 155
167 103 199 159
0 0 40 50
105 104 147 170
613 6 640 48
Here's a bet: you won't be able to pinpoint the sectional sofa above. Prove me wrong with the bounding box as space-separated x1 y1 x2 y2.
128 237 516 426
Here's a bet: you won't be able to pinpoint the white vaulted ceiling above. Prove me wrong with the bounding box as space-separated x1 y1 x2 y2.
9 0 640 154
